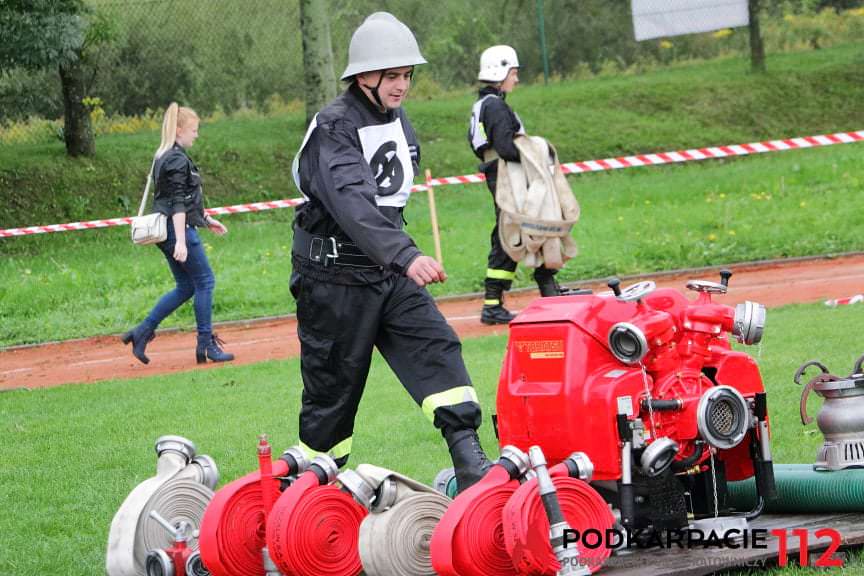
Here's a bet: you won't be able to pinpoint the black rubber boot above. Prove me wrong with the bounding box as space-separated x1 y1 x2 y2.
482 279 515 325
196 333 235 364
536 274 563 297
444 428 493 494
481 305 516 325
121 324 155 365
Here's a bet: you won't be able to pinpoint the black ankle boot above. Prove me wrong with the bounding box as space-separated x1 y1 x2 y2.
444 428 493 494
481 304 515 325
196 333 235 364
121 324 155 365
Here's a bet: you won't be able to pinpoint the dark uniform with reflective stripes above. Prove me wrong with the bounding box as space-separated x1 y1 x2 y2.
292 83 483 466
469 86 557 306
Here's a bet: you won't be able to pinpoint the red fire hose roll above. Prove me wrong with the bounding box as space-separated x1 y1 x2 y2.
431 465 522 576
503 465 615 574
266 469 368 576
199 459 288 576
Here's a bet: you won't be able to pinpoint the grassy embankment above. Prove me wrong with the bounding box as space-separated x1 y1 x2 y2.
1 44 863 346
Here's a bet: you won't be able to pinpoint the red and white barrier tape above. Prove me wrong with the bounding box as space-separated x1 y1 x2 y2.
0 198 306 238
3 129 862 238
825 294 864 307
423 129 864 186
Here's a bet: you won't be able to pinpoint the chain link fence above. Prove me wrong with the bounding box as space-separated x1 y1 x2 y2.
1 0 863 146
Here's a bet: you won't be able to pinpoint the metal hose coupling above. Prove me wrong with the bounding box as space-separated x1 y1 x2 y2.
564 452 594 482
309 454 339 485
500 445 532 479
733 301 766 345
278 446 310 481
529 446 591 576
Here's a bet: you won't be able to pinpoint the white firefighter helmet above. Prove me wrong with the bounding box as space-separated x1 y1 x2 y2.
340 12 427 80
478 45 520 83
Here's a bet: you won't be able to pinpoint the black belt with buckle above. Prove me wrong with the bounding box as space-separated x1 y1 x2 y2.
292 226 380 268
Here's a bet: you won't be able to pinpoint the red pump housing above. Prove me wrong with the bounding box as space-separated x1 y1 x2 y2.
496 275 773 528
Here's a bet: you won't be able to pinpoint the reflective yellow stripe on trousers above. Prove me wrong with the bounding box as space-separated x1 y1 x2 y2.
421 386 479 423
298 437 353 461
486 268 516 280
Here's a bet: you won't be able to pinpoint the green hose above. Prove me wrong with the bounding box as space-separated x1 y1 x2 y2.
727 464 864 513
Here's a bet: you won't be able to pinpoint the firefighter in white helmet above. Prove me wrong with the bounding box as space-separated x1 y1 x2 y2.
290 12 491 493
469 45 564 325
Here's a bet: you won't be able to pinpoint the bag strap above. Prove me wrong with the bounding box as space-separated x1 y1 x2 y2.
137 156 158 217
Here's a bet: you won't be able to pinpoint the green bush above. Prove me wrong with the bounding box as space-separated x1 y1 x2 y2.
2 0 863 125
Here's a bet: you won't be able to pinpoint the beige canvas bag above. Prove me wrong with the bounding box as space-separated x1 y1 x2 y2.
495 135 580 268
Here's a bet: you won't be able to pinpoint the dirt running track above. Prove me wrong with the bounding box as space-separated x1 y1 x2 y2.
3 254 864 391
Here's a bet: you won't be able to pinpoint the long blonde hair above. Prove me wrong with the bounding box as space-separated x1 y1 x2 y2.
155 102 199 159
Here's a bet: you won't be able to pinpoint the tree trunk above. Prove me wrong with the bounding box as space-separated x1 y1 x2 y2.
58 53 95 157
299 0 337 125
748 0 766 73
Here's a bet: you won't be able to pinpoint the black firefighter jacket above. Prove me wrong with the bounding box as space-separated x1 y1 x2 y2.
293 83 423 284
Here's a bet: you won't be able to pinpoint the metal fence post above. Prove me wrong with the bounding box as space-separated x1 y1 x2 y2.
536 0 550 85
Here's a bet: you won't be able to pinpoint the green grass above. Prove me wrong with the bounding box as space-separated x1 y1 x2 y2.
1 44 863 228
2 300 864 575
2 44 863 347
2 141 863 347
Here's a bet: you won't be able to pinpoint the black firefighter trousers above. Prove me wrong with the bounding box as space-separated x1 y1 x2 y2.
484 165 556 303
291 267 483 467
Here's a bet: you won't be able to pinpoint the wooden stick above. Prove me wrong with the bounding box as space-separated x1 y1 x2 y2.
425 169 443 264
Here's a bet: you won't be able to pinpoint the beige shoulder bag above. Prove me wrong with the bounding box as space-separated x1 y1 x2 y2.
130 158 168 245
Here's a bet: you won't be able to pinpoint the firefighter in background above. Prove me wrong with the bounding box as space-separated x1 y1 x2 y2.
290 12 492 493
469 45 565 325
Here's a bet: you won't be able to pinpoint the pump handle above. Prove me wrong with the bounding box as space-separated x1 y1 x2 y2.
794 360 829 426
792 360 830 386
799 381 816 426
616 280 656 302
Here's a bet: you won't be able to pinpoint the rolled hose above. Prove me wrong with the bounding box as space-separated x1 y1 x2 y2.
727 464 864 513
266 467 368 576
360 492 450 576
137 478 213 567
503 464 615 574
431 465 522 576
106 437 216 576
198 459 288 576
347 464 451 576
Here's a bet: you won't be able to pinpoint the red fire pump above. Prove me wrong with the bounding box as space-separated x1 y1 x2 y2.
496 271 776 533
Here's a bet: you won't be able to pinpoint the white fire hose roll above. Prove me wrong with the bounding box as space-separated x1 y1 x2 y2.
344 464 451 576
133 477 213 572
106 437 216 576
360 492 450 575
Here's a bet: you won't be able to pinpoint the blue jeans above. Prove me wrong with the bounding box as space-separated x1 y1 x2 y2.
143 226 215 337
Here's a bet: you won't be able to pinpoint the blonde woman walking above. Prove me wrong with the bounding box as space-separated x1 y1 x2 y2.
122 103 234 365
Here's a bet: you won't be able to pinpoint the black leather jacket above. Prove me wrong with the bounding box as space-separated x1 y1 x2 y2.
152 143 207 228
